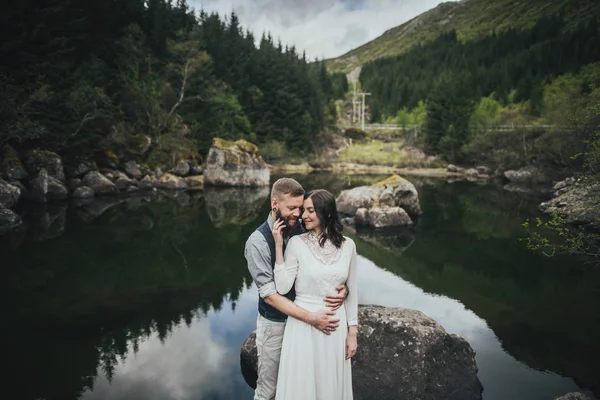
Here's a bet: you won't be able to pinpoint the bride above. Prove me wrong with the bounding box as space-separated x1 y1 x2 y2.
272 189 358 400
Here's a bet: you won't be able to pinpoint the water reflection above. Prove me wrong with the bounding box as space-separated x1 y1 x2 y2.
1 176 599 400
82 291 257 400
204 187 269 227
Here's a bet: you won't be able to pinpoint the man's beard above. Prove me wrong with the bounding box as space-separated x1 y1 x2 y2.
275 210 298 234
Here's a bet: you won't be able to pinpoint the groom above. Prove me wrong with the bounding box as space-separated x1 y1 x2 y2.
245 177 347 400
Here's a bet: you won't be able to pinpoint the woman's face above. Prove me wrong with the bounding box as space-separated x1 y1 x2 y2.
302 197 321 231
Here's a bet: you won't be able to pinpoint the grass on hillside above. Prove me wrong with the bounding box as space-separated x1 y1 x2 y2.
337 140 444 168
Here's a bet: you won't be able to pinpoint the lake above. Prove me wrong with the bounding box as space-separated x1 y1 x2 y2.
1 172 599 400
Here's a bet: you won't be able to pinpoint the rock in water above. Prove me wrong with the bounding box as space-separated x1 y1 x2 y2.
204 138 269 187
21 149 66 182
1 145 28 180
0 178 21 208
82 171 118 195
0 206 22 234
337 175 421 228
240 305 482 400
356 206 413 228
337 186 383 215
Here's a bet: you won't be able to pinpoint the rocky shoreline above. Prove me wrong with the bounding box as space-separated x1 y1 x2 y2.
0 138 272 235
540 176 600 229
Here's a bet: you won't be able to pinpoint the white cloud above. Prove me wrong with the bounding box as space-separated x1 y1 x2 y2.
190 0 455 59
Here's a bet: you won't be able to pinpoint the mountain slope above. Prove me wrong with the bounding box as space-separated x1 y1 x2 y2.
326 0 600 74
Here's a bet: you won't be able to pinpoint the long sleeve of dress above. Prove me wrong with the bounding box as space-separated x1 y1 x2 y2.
274 237 299 295
345 240 358 326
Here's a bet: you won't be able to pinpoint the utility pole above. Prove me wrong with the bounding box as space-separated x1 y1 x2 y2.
359 92 371 131
352 81 357 124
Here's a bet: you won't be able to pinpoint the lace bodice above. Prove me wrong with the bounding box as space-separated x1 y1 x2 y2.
299 231 345 265
274 232 358 326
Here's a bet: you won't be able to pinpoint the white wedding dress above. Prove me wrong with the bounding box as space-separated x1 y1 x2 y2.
274 231 358 400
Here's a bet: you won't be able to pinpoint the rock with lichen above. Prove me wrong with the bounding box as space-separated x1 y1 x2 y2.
337 175 421 228
21 149 65 182
204 138 270 187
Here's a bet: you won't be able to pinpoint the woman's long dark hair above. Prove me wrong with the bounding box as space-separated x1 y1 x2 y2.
305 189 345 249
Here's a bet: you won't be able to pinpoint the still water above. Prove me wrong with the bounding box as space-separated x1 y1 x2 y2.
1 173 599 400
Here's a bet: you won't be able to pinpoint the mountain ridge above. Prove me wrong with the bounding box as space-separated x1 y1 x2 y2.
326 0 600 74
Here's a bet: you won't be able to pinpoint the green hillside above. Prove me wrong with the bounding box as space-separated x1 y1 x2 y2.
326 0 600 74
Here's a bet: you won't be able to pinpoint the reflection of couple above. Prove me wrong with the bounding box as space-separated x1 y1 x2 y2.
245 178 358 400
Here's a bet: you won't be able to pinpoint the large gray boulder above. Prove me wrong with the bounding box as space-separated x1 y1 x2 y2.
337 175 421 228
0 178 21 208
82 171 118 195
1 145 28 180
204 138 269 187
21 149 66 182
0 206 22 234
241 305 482 400
337 185 383 215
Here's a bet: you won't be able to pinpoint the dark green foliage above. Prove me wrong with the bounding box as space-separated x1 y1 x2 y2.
0 1 347 159
359 13 600 162
361 15 600 118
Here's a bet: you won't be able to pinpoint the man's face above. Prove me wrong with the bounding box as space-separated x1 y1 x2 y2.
274 194 304 229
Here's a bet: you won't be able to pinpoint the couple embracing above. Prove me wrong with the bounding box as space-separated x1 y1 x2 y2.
244 178 358 400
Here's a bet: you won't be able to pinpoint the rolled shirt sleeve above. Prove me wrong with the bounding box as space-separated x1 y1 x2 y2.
244 231 277 299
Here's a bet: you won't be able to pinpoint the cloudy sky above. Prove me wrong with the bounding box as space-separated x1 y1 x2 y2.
190 0 456 60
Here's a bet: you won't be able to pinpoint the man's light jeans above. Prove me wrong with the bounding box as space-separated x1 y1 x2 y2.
254 314 286 400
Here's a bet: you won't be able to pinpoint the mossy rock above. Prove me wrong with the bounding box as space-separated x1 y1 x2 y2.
375 174 410 187
212 138 260 155
20 149 65 181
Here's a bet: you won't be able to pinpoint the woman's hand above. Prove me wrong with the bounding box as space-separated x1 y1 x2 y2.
273 218 285 247
345 327 358 360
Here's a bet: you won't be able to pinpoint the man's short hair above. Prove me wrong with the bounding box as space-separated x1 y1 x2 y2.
271 178 305 200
